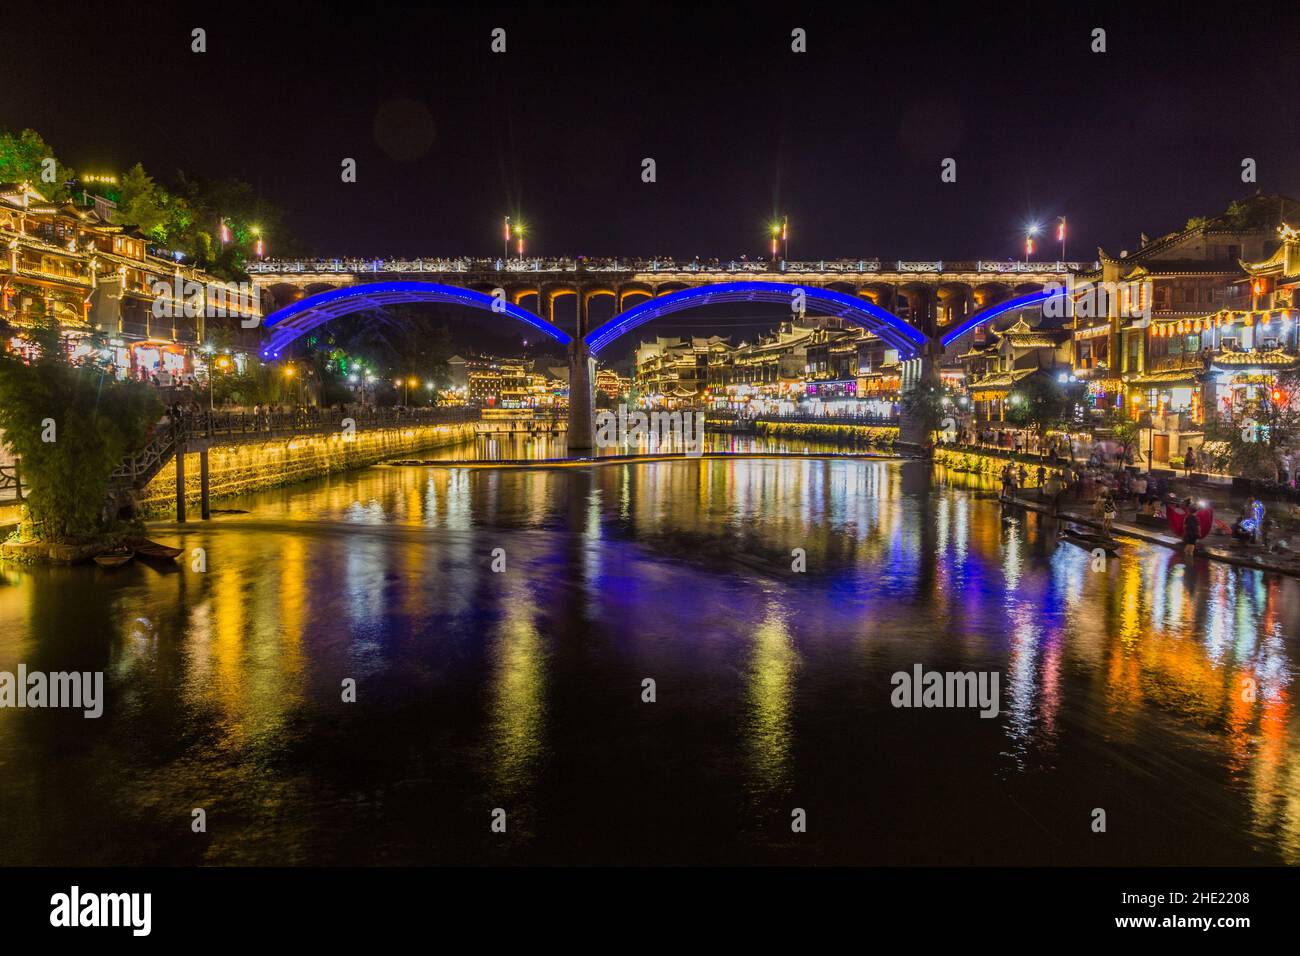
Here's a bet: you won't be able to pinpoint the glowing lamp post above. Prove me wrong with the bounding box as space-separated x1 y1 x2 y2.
1022 222 1041 263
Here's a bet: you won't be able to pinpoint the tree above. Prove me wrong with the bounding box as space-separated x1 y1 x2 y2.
0 322 161 541
0 129 75 202
1109 418 1144 466
1201 370 1300 481
899 372 948 438
115 163 171 241
1004 373 1072 431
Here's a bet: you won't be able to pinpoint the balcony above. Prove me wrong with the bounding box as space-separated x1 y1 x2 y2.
1149 352 1210 373
1214 288 1275 311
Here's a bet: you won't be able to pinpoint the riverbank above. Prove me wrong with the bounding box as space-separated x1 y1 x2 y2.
745 420 898 447
1004 490 1300 576
0 499 21 537
138 421 477 515
389 449 901 470
935 443 1300 574
0 422 478 562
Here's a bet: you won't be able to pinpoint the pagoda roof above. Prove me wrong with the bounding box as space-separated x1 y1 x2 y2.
968 367 1037 394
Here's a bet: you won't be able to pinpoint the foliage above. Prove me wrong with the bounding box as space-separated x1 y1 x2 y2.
304 308 456 389
1 126 295 281
115 163 172 242
1198 369 1300 480
1108 418 1144 465
210 360 297 408
0 324 161 541
0 129 75 202
754 421 898 447
898 372 948 436
1004 374 1074 431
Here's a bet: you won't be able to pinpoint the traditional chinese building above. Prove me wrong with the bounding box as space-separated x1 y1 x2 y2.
595 367 630 402
1071 193 1293 420
1143 224 1300 430
962 311 1072 421
0 182 262 379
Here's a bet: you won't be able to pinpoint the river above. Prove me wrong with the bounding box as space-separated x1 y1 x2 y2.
0 436 1296 864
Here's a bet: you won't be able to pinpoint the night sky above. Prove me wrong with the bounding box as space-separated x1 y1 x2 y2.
6 2 1298 264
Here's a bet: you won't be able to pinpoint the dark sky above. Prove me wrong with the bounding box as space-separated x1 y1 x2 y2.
7 1 1299 265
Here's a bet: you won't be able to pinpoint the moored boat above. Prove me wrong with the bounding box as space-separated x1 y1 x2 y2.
93 547 135 568
1059 524 1120 553
131 539 183 562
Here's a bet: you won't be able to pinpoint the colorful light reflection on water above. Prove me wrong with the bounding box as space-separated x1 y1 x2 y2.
0 446 1296 865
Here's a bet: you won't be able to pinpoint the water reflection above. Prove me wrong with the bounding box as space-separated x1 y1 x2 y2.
744 602 798 813
0 440 1298 864
487 580 547 821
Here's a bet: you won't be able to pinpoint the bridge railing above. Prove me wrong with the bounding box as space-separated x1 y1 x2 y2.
109 407 478 490
0 460 22 501
707 411 898 427
248 258 1097 276
184 406 477 439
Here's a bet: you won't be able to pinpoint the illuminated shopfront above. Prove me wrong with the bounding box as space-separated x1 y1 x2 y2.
130 341 189 379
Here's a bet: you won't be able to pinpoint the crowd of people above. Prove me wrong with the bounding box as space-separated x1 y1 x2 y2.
996 455 1281 557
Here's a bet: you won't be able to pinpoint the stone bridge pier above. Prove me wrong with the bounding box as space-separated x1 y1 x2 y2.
567 288 596 452
895 297 941 454
896 350 940 451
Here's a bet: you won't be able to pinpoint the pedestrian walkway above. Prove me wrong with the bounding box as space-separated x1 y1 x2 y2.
1005 489 1300 577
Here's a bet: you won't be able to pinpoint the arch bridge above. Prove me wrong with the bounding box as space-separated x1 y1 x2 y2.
251 259 1087 450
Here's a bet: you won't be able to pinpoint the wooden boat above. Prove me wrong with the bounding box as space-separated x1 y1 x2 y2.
1059 524 1120 553
132 539 183 562
94 546 135 568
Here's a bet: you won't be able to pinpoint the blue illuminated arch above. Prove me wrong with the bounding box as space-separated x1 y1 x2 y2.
939 287 1067 349
584 281 927 356
259 280 571 359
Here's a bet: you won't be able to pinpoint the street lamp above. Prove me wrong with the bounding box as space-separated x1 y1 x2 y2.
210 353 231 411
1024 222 1040 262
1056 216 1067 262
283 364 300 405
770 223 781 261
503 216 511 266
